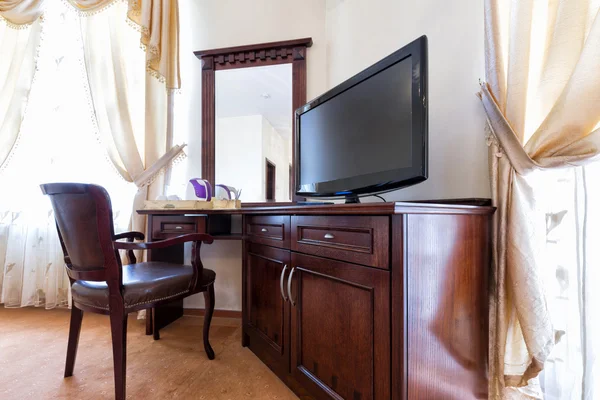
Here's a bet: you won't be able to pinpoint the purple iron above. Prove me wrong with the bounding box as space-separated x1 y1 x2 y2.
189 178 212 201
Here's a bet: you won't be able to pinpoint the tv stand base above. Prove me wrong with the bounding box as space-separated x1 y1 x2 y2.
344 194 360 204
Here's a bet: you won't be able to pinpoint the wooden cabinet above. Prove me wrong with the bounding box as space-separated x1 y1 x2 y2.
243 242 291 376
241 204 493 400
289 253 390 400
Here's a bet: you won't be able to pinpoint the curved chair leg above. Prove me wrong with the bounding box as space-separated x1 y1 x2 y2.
110 311 128 400
64 305 84 378
203 284 215 360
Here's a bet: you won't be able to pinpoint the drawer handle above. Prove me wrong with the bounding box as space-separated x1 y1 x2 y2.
261 228 268 233
175 226 183 230
287 267 296 306
280 264 288 302
324 233 335 239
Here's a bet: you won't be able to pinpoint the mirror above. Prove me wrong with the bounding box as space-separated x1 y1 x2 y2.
215 64 293 202
195 38 312 204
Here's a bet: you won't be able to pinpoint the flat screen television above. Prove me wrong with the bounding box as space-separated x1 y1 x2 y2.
295 36 428 203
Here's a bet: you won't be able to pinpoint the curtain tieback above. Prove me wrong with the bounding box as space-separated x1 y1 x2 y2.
132 144 187 188
479 82 600 174
478 83 539 176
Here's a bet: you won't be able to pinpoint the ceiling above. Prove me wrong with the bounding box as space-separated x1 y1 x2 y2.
215 64 293 138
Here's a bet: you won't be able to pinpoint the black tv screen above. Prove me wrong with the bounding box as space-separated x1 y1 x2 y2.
295 36 428 200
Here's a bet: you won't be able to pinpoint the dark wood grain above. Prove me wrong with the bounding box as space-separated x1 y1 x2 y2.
203 284 216 360
151 215 207 240
289 252 390 400
113 231 144 264
242 218 249 347
109 311 127 400
194 38 313 58
64 305 84 378
291 50 307 203
138 201 496 216
201 61 216 189
410 198 493 206
245 215 291 248
391 215 407 400
244 243 291 377
195 39 311 193
404 214 490 400
182 308 242 318
113 233 213 250
291 215 389 269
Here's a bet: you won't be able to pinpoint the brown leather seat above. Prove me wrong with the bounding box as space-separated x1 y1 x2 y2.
71 262 216 312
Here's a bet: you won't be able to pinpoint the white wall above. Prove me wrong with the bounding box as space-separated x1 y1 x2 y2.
215 116 263 202
172 0 328 311
325 0 490 201
262 116 292 202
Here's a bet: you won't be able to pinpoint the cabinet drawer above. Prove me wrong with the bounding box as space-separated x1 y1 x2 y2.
151 216 205 239
245 215 291 249
292 215 389 269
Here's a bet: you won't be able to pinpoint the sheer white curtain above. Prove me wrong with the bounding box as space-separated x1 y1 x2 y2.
536 162 600 400
0 10 42 170
0 1 137 309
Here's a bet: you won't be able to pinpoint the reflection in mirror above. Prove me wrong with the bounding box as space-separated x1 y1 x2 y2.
215 64 293 203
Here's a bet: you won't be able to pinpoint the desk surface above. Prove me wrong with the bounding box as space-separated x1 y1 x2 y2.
137 199 494 216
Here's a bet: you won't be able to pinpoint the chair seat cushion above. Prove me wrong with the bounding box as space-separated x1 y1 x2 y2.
71 262 216 311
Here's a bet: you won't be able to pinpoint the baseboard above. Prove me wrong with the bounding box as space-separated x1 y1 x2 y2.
183 308 242 319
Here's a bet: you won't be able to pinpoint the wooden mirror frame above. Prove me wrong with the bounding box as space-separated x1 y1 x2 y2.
194 38 313 203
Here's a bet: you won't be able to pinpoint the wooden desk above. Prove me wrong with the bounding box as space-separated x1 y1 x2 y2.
138 201 494 400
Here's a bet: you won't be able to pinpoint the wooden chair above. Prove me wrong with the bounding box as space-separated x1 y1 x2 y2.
41 183 216 400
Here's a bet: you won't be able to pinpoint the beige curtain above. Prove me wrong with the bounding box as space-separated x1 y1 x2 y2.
0 0 44 26
481 0 600 398
66 0 180 90
76 0 184 239
0 0 44 170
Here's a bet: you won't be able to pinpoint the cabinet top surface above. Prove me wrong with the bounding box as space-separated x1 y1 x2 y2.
138 200 495 216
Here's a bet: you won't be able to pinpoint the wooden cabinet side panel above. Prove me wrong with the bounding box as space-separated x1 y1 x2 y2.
406 214 490 400
391 215 406 400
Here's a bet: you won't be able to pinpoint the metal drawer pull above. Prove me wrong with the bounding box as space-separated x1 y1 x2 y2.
287 267 296 306
324 233 335 239
175 226 183 230
280 264 288 302
261 228 268 232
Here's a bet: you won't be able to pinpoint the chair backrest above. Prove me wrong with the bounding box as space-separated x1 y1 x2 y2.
41 183 118 282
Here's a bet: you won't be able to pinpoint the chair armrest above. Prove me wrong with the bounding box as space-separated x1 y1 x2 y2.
113 231 145 241
113 233 214 251
114 233 214 293
113 231 145 264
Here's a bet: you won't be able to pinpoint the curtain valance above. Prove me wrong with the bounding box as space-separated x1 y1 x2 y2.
0 0 45 26
0 0 180 89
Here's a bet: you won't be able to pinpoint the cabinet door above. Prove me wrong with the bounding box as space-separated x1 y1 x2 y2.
244 242 291 376
289 253 390 400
